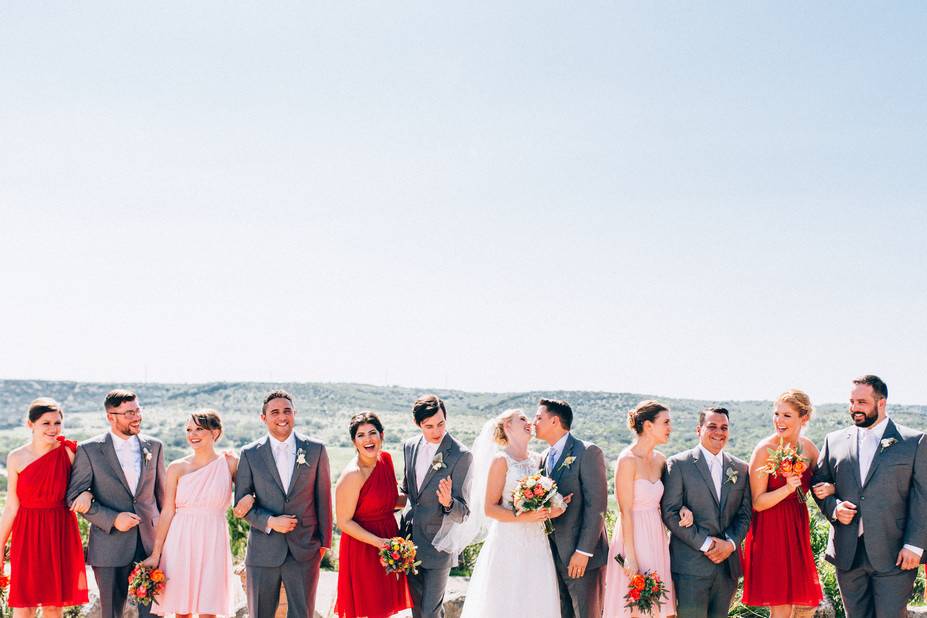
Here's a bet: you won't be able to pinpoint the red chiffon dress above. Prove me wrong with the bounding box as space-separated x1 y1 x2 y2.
741 467 822 607
335 450 412 618
10 438 89 608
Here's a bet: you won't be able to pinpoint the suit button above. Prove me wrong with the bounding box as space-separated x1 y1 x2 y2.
860 496 865 500
132 498 137 503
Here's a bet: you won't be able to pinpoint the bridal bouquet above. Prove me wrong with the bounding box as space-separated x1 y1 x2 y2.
127 563 166 606
379 537 421 578
624 571 669 615
512 472 565 535
757 436 809 500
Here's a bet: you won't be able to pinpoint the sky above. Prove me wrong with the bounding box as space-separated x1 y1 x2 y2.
2 3 926 404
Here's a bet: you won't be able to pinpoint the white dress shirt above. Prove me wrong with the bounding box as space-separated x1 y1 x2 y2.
110 431 141 494
269 432 297 492
415 438 440 492
697 444 736 553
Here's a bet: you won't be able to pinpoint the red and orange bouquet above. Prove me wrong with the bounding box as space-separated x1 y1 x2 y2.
624 570 669 615
758 436 809 500
127 563 166 606
0 571 9 611
512 472 564 535
379 537 421 578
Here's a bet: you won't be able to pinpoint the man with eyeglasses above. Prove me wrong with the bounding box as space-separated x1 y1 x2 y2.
67 389 167 618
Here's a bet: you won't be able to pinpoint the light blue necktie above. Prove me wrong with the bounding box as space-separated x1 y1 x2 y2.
547 449 558 474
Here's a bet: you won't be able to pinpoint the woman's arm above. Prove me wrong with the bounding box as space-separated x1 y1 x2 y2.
141 462 182 567
616 454 638 577
335 469 388 548
483 456 548 523
0 451 22 568
750 440 800 512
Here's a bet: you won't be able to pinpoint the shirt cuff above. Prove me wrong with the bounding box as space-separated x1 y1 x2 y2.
726 536 737 551
575 549 593 557
904 544 924 557
699 537 713 552
831 501 842 522
264 525 273 534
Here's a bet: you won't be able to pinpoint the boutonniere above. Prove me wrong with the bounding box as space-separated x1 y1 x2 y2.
142 447 152 466
296 448 307 466
558 456 576 471
880 438 897 453
725 466 738 485
431 452 445 471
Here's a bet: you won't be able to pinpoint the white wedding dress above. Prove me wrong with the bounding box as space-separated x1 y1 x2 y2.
459 451 561 618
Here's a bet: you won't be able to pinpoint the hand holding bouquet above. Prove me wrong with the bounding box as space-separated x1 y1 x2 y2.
757 437 809 500
379 536 421 579
512 472 565 535
624 570 669 615
127 563 166 606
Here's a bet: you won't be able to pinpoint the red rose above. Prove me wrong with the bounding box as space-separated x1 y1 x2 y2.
629 588 641 600
135 588 147 598
523 489 534 499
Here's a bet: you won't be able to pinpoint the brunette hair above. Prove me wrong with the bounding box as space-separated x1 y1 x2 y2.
853 375 888 400
28 397 63 422
104 389 137 411
626 400 669 435
191 409 223 439
776 389 814 418
262 390 294 414
538 398 573 430
349 411 384 440
412 394 446 425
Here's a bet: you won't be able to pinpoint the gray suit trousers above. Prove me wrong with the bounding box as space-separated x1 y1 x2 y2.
673 568 737 618
551 544 604 618
93 538 153 618
247 551 322 618
408 566 451 618
836 536 917 618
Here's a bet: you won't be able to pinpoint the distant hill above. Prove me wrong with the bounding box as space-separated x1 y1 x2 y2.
3 379 927 476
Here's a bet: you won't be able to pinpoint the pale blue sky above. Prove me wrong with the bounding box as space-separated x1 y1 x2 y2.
2 3 925 404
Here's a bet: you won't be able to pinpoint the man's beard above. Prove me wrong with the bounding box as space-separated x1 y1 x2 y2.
852 408 879 428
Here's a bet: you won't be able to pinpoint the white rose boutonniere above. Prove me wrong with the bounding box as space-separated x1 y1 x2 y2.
431 452 445 471
725 466 738 485
296 448 307 466
880 438 897 453
558 456 577 472
143 447 152 466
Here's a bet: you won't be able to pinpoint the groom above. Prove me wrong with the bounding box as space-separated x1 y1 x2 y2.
812 375 927 617
67 389 166 618
400 394 472 618
534 398 609 618
661 407 752 618
235 390 332 618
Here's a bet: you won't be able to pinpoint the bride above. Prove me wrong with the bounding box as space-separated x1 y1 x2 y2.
434 409 566 618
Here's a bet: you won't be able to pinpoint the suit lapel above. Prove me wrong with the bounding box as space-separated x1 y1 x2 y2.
102 434 133 496
258 437 287 495
692 447 720 509
719 452 732 513
550 435 576 487
286 436 306 497
863 420 900 488
406 439 420 500
418 434 451 493
847 427 862 489
134 436 151 498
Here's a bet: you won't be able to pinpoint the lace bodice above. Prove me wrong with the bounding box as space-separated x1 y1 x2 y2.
501 452 544 510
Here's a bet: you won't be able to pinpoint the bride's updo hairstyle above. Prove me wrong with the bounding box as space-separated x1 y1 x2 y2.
492 409 524 446
627 400 669 435
776 389 814 419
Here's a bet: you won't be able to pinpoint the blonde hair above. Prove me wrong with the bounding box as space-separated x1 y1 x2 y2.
493 409 524 446
776 389 814 419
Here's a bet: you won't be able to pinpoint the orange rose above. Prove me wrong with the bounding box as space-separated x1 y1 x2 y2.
793 459 808 474
631 574 646 590
150 570 165 583
780 460 793 474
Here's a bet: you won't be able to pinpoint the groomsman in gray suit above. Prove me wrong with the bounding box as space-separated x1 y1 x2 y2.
67 389 166 618
812 375 927 618
400 394 472 618
534 398 609 618
235 390 333 618
661 407 752 618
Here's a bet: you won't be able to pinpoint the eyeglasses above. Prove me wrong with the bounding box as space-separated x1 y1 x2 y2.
109 409 142 419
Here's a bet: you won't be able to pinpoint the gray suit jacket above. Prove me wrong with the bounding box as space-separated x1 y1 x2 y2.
67 433 166 567
812 419 927 572
235 433 333 568
400 433 473 570
542 434 610 571
661 446 752 579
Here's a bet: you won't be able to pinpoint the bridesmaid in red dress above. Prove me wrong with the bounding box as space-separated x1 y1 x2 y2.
334 412 413 618
742 389 826 616
0 398 89 617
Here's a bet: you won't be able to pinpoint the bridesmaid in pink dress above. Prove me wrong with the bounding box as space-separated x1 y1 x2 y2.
142 410 253 618
604 401 680 618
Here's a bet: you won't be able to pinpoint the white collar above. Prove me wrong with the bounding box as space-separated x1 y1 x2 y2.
269 432 296 451
858 417 890 441
110 431 138 448
550 432 571 456
698 443 724 464
420 436 441 453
